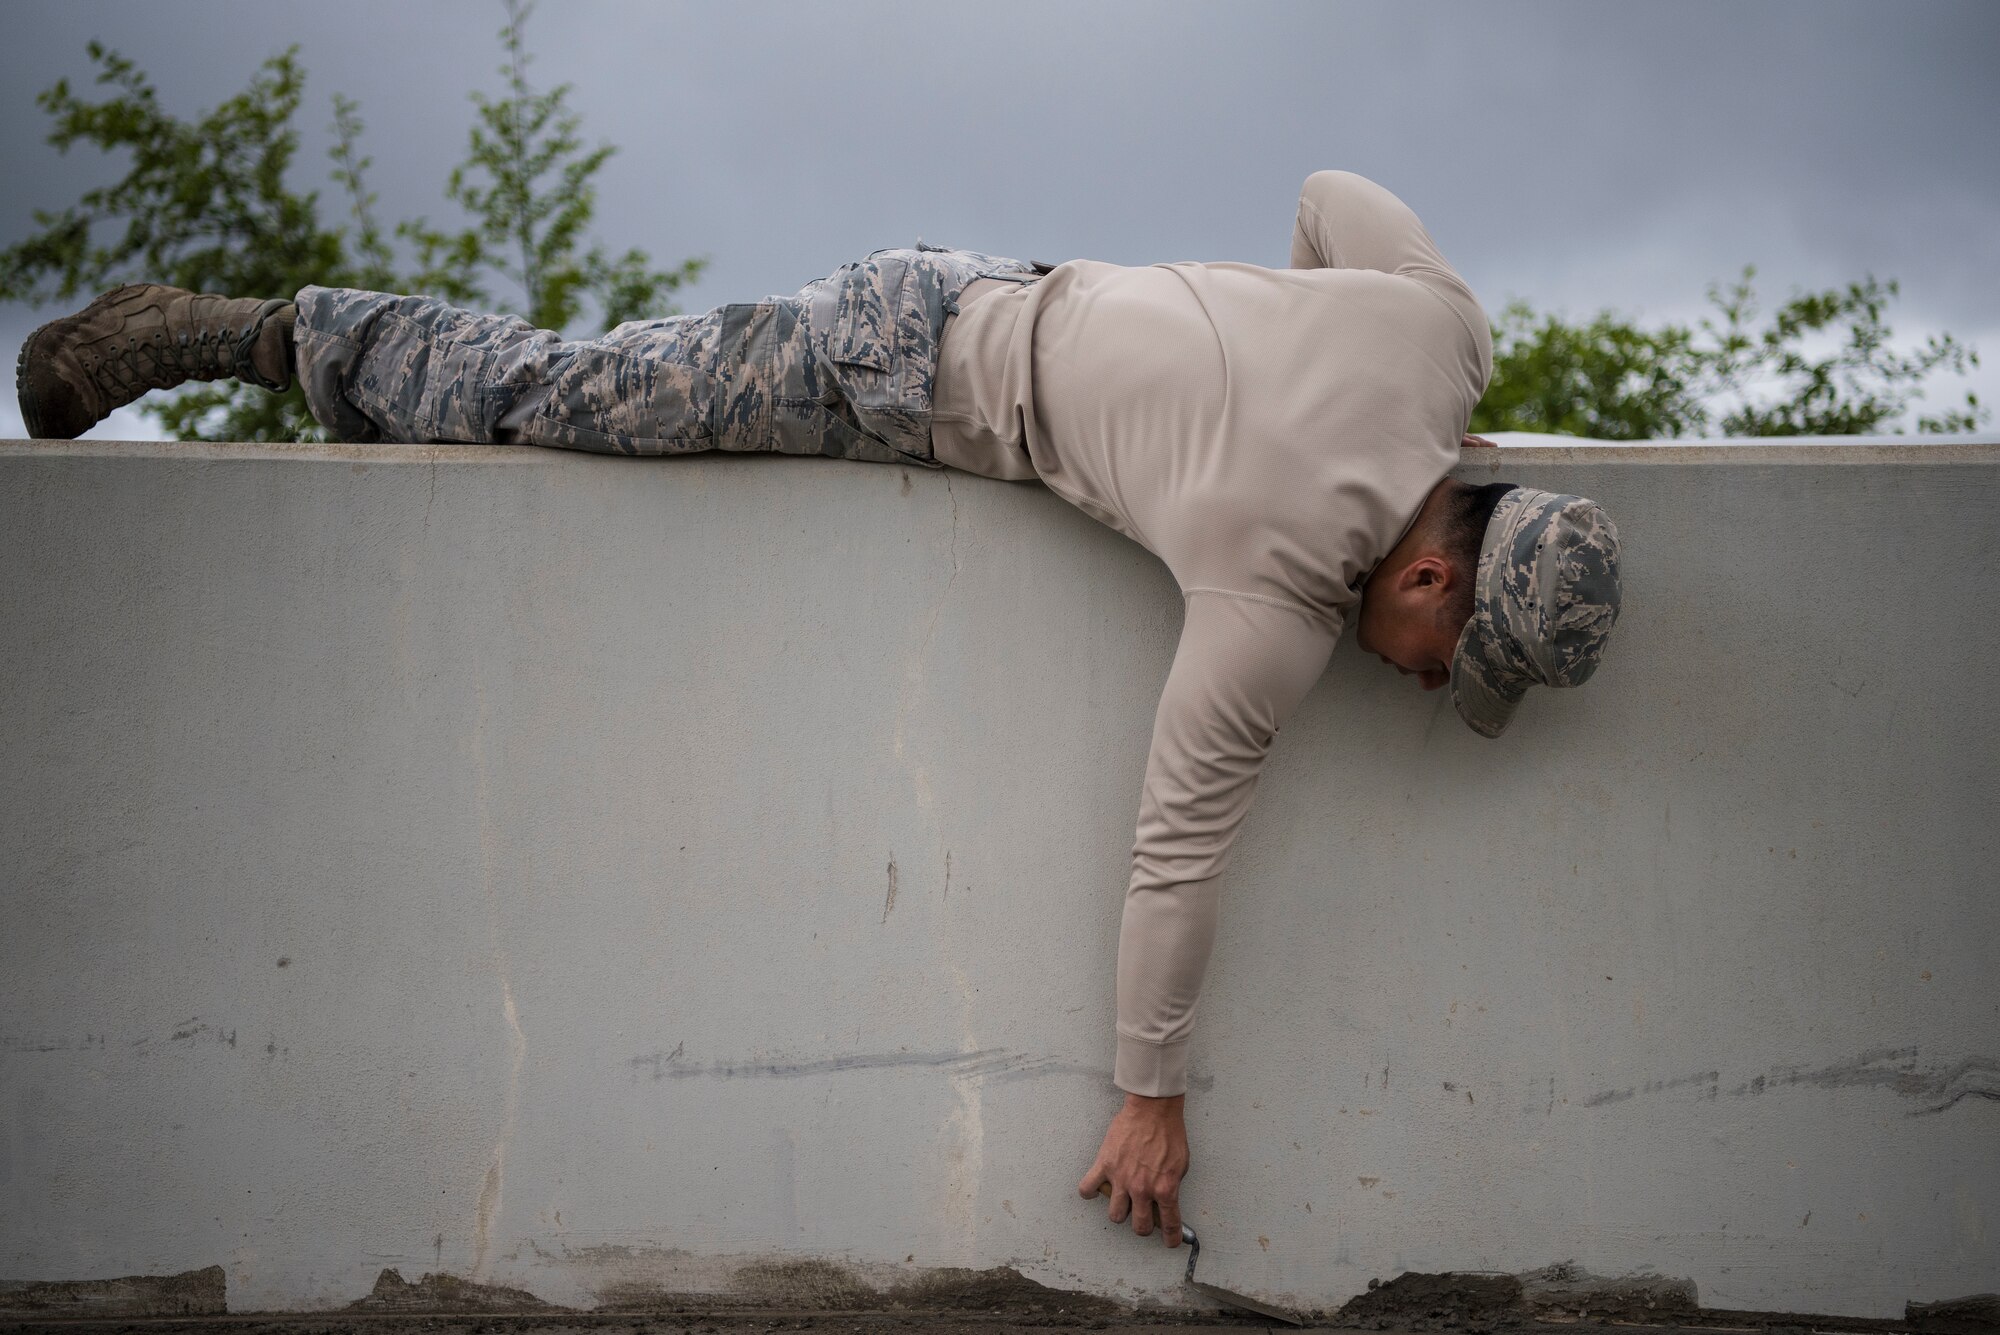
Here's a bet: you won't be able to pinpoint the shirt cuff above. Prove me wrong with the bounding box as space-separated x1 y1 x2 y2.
1114 1031 1191 1097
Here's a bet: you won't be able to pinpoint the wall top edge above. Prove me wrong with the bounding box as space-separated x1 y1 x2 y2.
3 438 1998 467
1456 441 2000 466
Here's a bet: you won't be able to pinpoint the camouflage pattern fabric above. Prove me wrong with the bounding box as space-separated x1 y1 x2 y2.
293 243 1039 464
1450 487 1623 739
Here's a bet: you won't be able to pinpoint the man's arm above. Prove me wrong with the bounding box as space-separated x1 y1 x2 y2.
1291 170 1495 405
1289 169 1457 277
1079 591 1337 1242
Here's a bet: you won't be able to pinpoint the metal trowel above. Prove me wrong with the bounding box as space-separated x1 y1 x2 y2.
1096 1182 1305 1325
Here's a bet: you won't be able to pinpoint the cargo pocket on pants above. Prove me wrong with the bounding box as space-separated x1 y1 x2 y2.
804 256 940 464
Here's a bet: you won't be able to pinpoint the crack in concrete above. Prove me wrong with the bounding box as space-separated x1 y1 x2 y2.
916 472 960 670
423 442 440 534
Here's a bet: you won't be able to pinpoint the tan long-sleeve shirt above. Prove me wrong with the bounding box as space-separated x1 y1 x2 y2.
931 172 1493 1096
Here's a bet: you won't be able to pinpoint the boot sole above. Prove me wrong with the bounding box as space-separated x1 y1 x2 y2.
16 320 80 441
15 285 151 440
15 327 45 439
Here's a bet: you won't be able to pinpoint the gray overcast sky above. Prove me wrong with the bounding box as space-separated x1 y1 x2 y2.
4 0 1996 439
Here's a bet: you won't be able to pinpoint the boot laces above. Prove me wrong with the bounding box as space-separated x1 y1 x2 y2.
88 323 246 401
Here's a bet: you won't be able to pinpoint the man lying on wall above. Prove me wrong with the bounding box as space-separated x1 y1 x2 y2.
17 170 1623 1248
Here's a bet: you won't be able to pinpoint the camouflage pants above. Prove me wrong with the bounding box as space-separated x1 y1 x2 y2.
294 245 1040 467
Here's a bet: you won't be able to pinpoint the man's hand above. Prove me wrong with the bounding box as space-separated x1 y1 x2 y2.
1077 1092 1189 1247
1461 433 1498 448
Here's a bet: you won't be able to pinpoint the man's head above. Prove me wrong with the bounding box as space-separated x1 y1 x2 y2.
1355 480 1515 691
1357 478 1623 737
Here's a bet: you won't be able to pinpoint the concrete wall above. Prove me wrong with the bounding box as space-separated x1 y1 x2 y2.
2 438 1994 1318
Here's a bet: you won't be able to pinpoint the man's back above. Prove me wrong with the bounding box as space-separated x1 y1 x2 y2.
933 171 1492 613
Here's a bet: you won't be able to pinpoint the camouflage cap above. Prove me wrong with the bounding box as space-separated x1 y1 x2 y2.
1450 487 1622 739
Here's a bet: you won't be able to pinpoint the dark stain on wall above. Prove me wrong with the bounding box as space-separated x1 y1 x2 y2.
1580 1047 1997 1117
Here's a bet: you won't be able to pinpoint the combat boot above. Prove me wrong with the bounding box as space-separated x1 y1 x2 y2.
15 283 296 439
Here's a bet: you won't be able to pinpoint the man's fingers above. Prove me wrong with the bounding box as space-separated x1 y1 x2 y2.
1077 1163 1109 1200
1086 1175 1181 1246
1158 1191 1183 1248
1127 1189 1156 1236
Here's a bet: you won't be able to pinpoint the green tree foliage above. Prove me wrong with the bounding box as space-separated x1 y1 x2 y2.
1471 267 1985 440
1 1 703 442
1472 304 1707 441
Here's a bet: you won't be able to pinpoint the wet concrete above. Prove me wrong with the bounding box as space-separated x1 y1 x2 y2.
1318 1267 1993 1335
1336 1273 1525 1332
0 1317 1260 1335
0 1311 1984 1335
1515 1263 1697 1323
315 1259 1999 1335
1331 1262 1704 1331
349 1270 555 1313
0 1265 225 1319
6 1261 1993 1335
1908 1296 2000 1335
399 1260 1126 1322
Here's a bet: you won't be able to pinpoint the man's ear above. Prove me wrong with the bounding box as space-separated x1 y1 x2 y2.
1400 554 1453 592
